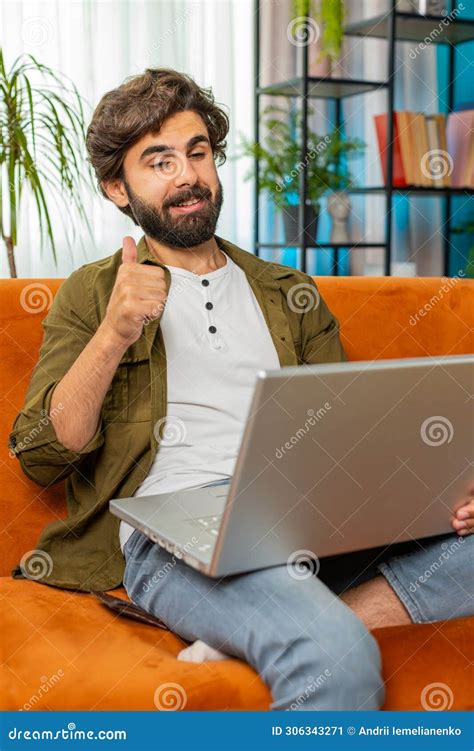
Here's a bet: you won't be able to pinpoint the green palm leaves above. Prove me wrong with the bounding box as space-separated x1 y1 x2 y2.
0 48 94 277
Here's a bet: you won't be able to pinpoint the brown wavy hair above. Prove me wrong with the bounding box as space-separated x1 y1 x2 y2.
85 68 230 223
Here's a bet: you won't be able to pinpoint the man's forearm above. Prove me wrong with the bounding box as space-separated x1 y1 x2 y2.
50 321 130 452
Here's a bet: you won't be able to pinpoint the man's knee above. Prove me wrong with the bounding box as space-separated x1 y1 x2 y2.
316 604 383 699
271 603 385 710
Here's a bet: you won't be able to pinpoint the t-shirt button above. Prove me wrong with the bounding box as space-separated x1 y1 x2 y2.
205 302 213 310
201 279 209 286
209 325 217 333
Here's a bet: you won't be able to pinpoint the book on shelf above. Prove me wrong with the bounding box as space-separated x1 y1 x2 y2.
446 110 474 188
374 110 474 189
374 113 407 187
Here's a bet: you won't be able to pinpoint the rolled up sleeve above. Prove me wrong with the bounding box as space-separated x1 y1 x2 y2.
7 267 105 487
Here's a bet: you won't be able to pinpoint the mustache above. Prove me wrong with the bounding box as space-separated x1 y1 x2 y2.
165 188 212 209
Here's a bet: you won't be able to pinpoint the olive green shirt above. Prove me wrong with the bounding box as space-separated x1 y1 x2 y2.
8 234 347 592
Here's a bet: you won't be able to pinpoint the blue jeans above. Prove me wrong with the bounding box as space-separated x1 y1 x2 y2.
122 479 473 711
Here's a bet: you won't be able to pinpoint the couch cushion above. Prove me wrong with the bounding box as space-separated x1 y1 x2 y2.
2 578 472 711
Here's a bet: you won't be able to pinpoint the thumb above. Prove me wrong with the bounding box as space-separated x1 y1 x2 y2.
122 236 138 264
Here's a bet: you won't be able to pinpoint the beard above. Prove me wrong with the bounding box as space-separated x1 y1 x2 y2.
123 177 224 249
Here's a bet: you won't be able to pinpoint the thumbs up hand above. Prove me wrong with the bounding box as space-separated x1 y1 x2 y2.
121 235 139 265
103 236 168 346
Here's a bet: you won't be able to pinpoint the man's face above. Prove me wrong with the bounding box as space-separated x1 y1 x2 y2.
118 110 223 248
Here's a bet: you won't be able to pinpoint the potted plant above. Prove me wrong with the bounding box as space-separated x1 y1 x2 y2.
290 0 345 77
239 104 364 246
451 217 474 278
0 48 94 277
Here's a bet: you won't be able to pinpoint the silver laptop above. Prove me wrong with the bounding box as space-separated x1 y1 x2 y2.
110 354 474 577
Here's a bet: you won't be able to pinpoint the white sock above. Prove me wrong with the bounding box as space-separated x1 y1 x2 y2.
177 639 231 663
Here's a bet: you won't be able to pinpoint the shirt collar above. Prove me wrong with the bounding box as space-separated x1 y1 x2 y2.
135 233 294 284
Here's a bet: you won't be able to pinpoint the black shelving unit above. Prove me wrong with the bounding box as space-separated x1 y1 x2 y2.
253 0 474 276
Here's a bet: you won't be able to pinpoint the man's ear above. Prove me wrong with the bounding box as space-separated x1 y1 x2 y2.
101 178 129 208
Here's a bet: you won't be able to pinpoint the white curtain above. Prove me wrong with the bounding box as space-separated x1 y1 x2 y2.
0 0 254 278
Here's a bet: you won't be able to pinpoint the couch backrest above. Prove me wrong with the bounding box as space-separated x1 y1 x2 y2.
1 276 473 577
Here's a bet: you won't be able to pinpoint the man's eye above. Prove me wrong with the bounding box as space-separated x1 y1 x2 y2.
152 160 172 170
151 153 204 170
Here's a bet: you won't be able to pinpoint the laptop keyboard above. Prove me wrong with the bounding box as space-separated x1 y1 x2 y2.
190 514 222 537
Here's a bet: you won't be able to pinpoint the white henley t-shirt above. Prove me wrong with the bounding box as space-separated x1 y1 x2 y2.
119 248 281 553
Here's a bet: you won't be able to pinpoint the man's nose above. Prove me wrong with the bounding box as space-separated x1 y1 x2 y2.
174 155 199 189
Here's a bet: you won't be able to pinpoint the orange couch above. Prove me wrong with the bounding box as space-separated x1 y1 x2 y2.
1 275 473 711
